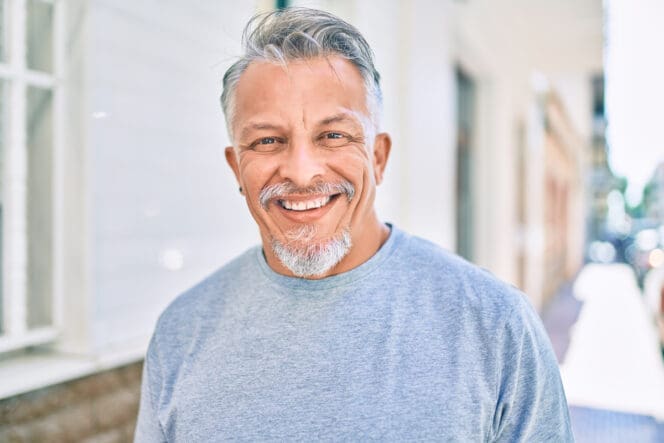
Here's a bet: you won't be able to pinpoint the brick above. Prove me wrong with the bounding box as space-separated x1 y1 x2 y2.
0 364 143 442
45 385 78 411
80 428 127 443
0 400 23 425
25 415 68 442
0 390 53 424
121 418 138 441
0 424 31 443
117 362 143 386
0 383 78 425
53 403 97 441
1 395 36 424
92 388 139 430
71 370 124 400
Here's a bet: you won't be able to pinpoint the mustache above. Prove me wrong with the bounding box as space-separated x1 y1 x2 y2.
259 181 355 210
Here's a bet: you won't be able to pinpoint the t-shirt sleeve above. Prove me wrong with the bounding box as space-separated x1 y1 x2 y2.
492 295 574 442
134 335 167 443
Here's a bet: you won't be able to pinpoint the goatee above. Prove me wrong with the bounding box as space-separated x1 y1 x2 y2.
271 226 352 277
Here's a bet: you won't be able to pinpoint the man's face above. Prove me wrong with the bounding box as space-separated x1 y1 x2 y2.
225 56 390 279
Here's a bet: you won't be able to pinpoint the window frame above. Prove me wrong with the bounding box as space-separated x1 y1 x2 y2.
0 0 64 353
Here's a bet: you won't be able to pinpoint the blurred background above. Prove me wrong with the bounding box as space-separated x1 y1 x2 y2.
0 0 663 441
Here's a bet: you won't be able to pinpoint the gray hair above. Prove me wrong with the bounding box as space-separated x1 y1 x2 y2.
220 7 383 142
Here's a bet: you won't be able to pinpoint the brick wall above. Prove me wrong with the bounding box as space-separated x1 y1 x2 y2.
0 361 143 443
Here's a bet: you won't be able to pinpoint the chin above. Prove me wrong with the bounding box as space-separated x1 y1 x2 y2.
271 228 352 277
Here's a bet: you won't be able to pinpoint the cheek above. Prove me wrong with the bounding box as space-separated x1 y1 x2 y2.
329 148 373 184
238 156 277 191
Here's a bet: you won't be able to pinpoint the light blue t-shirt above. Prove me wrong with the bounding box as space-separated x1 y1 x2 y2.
135 226 573 442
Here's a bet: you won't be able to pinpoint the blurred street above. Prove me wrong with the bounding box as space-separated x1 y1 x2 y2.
543 264 664 442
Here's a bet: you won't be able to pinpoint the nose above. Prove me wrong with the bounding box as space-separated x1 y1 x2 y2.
278 137 325 187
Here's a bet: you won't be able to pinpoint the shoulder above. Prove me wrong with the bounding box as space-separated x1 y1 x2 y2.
394 231 562 388
392 229 531 322
151 246 260 345
395 232 554 366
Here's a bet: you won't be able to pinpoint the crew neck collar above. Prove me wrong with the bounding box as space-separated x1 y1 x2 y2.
255 223 402 291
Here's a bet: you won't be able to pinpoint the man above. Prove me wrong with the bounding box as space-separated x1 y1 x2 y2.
136 7 573 442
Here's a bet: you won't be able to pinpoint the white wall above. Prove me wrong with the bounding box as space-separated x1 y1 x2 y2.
393 0 456 249
84 1 260 352
58 0 92 354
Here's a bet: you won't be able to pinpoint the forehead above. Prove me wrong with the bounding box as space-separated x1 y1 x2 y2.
232 56 369 132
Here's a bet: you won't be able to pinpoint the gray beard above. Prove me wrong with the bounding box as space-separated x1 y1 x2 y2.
271 226 352 278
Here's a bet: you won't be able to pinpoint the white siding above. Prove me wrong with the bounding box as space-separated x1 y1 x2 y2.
85 1 259 351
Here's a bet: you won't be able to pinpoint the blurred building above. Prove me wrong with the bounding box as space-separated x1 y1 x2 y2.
643 163 664 224
586 76 625 254
0 0 602 439
540 92 587 305
587 76 613 240
448 0 601 307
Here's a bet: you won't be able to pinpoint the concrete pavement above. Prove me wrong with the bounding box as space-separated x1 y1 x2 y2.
542 263 664 442
561 264 664 419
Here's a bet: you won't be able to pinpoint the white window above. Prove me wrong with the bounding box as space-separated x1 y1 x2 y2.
0 0 63 353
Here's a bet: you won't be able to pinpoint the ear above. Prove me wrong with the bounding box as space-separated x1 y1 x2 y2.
371 133 391 185
225 147 242 189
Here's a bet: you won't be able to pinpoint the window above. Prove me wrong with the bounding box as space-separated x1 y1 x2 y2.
0 0 61 353
455 67 476 261
275 0 290 9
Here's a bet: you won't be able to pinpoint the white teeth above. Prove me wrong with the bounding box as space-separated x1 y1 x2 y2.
281 196 331 211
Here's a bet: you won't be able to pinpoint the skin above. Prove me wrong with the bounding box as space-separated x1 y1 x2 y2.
225 56 391 279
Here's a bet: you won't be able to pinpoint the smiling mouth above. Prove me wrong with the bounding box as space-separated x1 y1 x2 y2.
277 194 341 211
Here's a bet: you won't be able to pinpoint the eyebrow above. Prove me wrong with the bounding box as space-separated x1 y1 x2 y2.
239 122 285 140
238 112 362 139
318 113 361 127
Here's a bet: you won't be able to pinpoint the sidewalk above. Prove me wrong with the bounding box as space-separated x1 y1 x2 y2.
542 263 664 442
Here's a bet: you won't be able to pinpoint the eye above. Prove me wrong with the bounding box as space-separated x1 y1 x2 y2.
318 131 350 148
248 136 285 152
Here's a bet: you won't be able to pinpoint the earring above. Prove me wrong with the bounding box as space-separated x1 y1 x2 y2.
239 187 243 194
